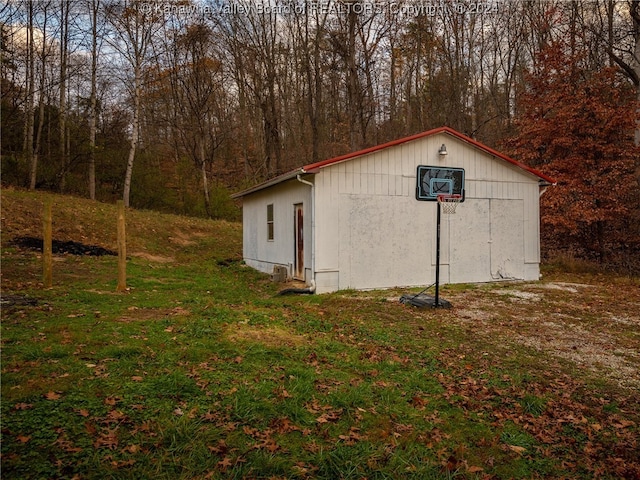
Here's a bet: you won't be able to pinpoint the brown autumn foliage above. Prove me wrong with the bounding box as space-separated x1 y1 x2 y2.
503 40 640 270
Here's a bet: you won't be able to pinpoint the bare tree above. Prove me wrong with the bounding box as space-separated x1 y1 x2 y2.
25 1 35 189
628 0 640 148
57 0 70 191
285 5 330 163
87 0 102 200
31 1 55 190
168 21 225 217
104 0 158 207
216 1 283 177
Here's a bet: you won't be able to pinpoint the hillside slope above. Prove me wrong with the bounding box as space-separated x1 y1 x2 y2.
1 187 242 263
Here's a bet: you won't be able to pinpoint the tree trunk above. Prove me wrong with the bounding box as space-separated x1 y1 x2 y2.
347 7 359 151
630 0 640 187
33 91 46 190
199 139 211 218
58 0 69 192
26 2 35 190
123 65 140 208
89 0 99 200
634 47 640 150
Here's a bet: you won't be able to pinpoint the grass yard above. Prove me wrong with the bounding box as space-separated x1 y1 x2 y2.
1 188 639 479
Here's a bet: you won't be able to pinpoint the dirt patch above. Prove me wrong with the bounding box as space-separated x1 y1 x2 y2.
226 324 307 348
495 289 542 302
168 231 198 247
449 280 640 390
512 320 640 389
130 252 175 263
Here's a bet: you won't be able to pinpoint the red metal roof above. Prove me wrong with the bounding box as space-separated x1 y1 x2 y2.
232 126 556 198
302 126 557 184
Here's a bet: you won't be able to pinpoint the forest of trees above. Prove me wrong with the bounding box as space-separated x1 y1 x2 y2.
1 0 639 269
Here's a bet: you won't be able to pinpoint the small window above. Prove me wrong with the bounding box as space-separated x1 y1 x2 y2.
267 204 274 241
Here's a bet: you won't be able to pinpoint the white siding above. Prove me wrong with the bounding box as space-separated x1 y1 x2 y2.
242 180 312 280
313 132 542 292
490 199 525 280
449 199 491 283
338 195 434 290
241 131 543 293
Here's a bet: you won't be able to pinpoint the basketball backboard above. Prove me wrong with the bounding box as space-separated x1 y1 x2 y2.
416 166 465 201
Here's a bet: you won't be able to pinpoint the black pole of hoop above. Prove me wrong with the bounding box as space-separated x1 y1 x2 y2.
432 197 451 308
435 200 441 307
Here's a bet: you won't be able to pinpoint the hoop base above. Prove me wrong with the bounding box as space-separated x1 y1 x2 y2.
400 294 452 309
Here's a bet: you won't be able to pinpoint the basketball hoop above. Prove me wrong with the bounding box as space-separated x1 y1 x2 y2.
437 194 462 214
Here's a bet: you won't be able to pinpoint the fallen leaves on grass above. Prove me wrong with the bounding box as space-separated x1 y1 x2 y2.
305 399 343 424
93 429 119 450
338 427 366 445
44 391 61 401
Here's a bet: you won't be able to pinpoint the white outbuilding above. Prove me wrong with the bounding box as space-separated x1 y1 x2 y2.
232 126 556 294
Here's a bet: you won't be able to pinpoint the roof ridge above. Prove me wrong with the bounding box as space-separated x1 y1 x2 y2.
232 126 556 198
303 126 556 185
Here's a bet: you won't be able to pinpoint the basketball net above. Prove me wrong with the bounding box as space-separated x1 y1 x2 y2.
437 194 462 214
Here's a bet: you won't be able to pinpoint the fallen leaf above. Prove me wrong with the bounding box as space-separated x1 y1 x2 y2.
508 445 526 454
111 459 135 468
218 456 233 471
85 422 97 435
410 396 427 408
17 435 31 443
208 439 228 455
78 409 90 417
201 411 219 422
131 376 143 382
123 444 140 454
274 387 292 399
105 410 127 423
613 419 635 429
243 425 257 436
94 429 119 450
45 391 61 401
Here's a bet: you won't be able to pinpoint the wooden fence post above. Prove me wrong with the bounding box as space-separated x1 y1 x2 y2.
43 199 52 288
116 200 127 292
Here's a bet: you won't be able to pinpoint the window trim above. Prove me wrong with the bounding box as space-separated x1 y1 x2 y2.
267 204 274 241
